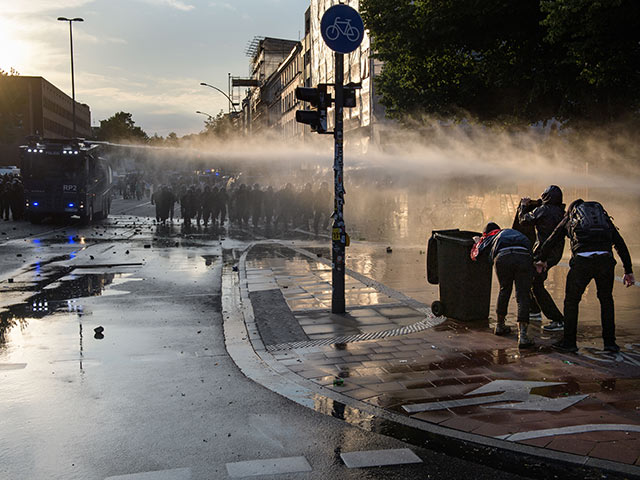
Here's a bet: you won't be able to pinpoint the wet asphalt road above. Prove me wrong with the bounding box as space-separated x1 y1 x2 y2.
0 199 537 480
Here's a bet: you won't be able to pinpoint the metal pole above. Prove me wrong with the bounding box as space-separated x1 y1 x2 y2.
332 52 345 314
69 21 76 138
228 73 231 114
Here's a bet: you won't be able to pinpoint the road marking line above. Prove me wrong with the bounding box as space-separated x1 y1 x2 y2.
226 456 312 477
340 448 422 468
104 467 191 480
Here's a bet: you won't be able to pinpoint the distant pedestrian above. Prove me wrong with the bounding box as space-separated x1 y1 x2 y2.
9 178 24 221
312 181 330 234
537 200 634 353
471 222 535 348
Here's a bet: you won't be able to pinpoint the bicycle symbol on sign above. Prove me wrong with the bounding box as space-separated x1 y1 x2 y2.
325 17 361 42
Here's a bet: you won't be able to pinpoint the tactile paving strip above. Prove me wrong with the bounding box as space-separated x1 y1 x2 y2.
266 315 440 352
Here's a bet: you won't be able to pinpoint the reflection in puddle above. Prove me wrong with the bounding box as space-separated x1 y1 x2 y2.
0 272 122 345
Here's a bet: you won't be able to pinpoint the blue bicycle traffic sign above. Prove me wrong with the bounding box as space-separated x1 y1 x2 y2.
321 4 364 54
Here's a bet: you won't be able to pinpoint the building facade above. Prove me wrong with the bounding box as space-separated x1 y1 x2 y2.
243 37 300 136
0 75 91 165
239 1 387 149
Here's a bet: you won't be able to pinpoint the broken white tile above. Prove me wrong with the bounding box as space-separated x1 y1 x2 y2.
226 456 312 477
341 448 422 468
105 467 191 480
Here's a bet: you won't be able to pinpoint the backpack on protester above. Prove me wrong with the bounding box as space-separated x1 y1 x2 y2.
568 201 614 245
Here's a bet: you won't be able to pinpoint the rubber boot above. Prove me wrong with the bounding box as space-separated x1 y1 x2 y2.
518 322 535 349
494 314 511 336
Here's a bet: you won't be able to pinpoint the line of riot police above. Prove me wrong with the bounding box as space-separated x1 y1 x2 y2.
152 179 332 233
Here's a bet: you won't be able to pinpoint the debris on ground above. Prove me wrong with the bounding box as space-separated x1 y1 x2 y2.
386 247 392 253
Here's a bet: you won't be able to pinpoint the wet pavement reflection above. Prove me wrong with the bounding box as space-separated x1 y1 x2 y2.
245 242 640 467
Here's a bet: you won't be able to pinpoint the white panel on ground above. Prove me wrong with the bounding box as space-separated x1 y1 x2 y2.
340 448 423 468
226 456 312 477
105 467 191 480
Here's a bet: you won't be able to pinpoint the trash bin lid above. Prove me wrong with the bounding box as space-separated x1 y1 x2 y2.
433 230 480 246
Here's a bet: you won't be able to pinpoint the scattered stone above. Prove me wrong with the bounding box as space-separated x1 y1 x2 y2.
90 255 95 260
94 326 104 334
386 247 392 253
144 244 151 249
125 250 130 254
16 254 22 257
8 278 13 283
232 265 238 272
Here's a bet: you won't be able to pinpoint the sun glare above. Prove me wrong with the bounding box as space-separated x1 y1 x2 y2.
0 19 31 73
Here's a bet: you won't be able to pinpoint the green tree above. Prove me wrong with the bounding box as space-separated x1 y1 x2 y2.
165 132 179 146
201 111 235 139
0 68 27 144
541 0 640 123
148 133 165 146
96 111 148 143
360 0 640 125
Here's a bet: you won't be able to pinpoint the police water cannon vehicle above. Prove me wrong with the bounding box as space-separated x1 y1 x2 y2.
19 137 112 224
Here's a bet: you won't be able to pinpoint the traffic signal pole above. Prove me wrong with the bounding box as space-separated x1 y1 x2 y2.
332 52 346 314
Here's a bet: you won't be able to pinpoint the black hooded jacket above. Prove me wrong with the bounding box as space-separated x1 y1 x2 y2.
518 185 565 267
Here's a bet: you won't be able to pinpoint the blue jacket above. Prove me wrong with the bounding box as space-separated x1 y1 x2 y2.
472 228 532 262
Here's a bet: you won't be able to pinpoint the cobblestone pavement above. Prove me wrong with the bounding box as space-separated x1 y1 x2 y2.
243 243 640 471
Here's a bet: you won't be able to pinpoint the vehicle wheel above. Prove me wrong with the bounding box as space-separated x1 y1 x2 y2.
431 300 445 317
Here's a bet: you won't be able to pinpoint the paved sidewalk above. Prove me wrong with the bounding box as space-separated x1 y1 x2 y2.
240 242 640 476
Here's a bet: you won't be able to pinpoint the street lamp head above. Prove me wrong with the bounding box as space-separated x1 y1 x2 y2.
200 82 208 86
72 18 84 22
58 17 84 22
57 17 69 21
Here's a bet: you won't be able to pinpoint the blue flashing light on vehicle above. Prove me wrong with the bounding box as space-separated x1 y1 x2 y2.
68 203 75 208
33 201 39 207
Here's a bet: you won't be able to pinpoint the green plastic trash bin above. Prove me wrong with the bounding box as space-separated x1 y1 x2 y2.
426 229 492 321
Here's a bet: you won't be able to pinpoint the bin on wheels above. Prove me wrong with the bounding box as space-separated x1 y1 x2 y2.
426 229 492 321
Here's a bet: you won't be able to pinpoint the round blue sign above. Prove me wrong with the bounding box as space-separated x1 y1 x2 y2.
320 4 364 54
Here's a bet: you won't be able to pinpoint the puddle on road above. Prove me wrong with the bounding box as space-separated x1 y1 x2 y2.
0 271 137 346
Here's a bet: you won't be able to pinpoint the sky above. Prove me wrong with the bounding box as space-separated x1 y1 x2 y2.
0 0 308 136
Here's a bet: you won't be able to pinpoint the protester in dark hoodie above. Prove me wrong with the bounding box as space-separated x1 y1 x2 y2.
518 185 566 332
513 197 542 319
537 199 634 353
471 222 535 348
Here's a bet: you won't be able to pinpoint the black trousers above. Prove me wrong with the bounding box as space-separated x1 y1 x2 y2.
563 254 616 347
532 268 564 322
495 252 533 324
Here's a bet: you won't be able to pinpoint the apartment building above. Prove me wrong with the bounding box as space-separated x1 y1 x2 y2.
240 1 387 148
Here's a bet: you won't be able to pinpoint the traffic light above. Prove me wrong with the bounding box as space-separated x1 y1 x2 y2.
344 82 362 109
295 85 332 134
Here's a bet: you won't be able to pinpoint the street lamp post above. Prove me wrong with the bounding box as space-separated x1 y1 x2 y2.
200 82 239 113
57 16 84 138
195 110 214 119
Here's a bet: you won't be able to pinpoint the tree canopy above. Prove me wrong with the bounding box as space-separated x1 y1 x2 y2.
360 0 640 125
202 111 236 139
95 111 148 143
0 69 26 144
